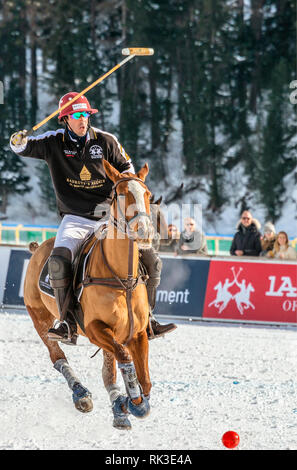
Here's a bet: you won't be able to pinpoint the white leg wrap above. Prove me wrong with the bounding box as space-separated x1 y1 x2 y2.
118 362 141 400
54 359 80 391
106 384 122 404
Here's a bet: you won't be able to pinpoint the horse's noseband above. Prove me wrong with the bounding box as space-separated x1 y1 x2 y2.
111 176 152 238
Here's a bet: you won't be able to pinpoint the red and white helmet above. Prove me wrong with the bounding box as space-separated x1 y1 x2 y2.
58 92 98 119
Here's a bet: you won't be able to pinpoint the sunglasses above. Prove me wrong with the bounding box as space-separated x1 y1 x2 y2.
70 112 91 120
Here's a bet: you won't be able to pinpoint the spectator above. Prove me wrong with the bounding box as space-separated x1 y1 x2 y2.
267 231 297 260
230 210 262 256
177 217 208 256
159 224 180 253
260 221 276 256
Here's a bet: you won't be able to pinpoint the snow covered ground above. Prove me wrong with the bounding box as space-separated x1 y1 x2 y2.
1 311 297 450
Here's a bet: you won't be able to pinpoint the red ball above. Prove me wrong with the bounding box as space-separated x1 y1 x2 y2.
222 431 240 449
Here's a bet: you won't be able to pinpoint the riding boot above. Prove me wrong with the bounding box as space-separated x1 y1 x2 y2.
146 286 177 340
47 247 78 345
140 247 177 340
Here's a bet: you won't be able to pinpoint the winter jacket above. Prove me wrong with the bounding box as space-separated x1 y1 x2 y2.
10 127 134 220
230 219 262 256
177 230 208 255
159 238 179 253
260 236 276 256
272 245 297 261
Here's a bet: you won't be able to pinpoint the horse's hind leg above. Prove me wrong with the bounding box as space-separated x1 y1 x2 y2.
102 350 132 430
26 305 93 413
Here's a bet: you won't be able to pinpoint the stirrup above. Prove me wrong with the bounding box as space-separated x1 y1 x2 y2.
48 320 78 346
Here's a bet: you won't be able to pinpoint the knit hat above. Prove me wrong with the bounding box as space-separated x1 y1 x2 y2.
264 221 276 234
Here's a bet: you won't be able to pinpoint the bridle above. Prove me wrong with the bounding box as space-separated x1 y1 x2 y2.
110 176 152 239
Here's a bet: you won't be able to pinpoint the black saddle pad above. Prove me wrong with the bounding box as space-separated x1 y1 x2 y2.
39 258 54 298
38 253 88 300
38 254 87 334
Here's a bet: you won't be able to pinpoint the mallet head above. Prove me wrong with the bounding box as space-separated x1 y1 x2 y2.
122 48 154 56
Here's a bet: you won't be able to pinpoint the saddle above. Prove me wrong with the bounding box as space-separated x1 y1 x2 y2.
39 229 148 334
39 231 99 300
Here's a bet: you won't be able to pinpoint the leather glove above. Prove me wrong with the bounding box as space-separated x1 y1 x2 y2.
10 130 28 147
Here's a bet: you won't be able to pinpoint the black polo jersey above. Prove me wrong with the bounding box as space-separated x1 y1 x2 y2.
10 127 135 220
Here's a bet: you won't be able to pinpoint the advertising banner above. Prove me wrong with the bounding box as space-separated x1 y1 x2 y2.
3 249 31 306
155 256 210 318
203 259 297 324
1 246 296 325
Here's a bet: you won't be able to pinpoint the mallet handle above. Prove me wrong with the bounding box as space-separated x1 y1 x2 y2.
27 54 136 135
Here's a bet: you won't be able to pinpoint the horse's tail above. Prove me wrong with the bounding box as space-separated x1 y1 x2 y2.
29 241 39 253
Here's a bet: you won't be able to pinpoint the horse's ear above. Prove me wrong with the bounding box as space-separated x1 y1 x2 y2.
137 163 149 182
103 159 121 183
155 196 162 205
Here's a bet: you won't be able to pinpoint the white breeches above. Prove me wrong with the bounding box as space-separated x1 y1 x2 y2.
54 214 108 261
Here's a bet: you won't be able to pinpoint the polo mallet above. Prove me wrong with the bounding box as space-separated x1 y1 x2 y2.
25 48 154 136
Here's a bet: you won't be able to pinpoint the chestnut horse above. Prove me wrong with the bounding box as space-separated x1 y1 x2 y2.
24 160 154 429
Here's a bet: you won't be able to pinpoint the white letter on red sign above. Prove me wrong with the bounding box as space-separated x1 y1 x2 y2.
266 276 297 298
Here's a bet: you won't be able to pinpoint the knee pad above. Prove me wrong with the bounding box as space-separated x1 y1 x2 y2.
140 247 162 288
48 247 72 286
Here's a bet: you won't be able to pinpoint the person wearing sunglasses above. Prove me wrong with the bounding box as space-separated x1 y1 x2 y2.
10 92 176 343
176 217 208 256
159 224 180 253
230 210 262 257
260 221 277 256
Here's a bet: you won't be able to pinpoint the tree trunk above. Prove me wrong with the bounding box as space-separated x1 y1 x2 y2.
0 190 8 215
249 0 264 113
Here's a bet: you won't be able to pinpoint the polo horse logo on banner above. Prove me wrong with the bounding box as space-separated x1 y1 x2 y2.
208 267 255 315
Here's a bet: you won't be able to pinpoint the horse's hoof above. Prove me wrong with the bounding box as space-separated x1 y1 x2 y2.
112 396 132 430
74 396 93 413
113 416 132 430
128 395 150 418
72 383 93 413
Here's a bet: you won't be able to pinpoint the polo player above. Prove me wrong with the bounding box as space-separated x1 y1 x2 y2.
10 93 176 345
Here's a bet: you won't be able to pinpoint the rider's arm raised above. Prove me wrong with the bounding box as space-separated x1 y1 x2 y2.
9 129 62 161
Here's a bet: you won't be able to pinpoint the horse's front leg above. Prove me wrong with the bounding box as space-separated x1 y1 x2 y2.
87 319 149 421
128 330 152 398
118 361 150 419
102 350 131 430
118 328 151 419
